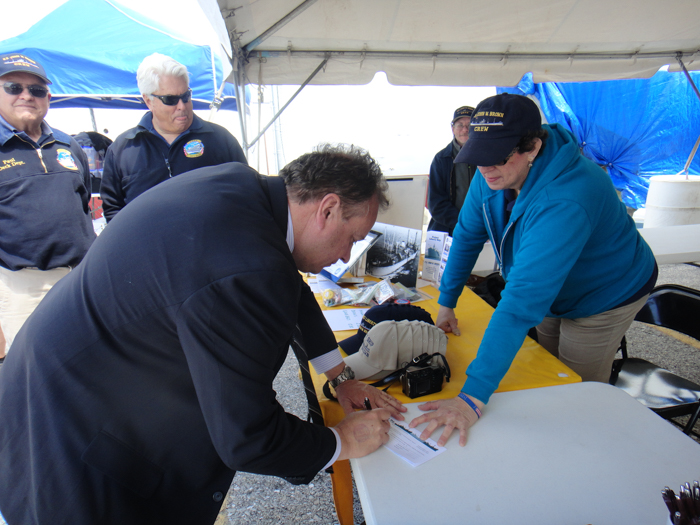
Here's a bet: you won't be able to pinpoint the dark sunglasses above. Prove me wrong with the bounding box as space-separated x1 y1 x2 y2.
497 148 518 166
150 88 192 106
3 82 49 98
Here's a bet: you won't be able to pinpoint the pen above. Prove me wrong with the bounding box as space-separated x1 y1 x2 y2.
364 397 372 410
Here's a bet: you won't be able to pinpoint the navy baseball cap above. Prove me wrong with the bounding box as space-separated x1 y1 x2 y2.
454 94 541 166
0 53 52 84
451 105 474 124
338 303 434 356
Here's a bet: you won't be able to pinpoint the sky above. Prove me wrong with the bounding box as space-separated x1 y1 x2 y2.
46 72 495 176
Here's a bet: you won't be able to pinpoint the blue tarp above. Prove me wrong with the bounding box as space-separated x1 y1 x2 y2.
499 70 700 209
0 0 245 111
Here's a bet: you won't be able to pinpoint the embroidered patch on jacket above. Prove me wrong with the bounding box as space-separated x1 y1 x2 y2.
0 158 26 172
183 139 204 158
56 149 78 170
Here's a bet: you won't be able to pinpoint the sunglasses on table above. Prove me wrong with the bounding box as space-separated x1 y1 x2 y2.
2 82 49 98
150 88 192 106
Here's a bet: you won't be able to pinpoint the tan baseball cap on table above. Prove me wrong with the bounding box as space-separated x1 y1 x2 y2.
344 320 448 381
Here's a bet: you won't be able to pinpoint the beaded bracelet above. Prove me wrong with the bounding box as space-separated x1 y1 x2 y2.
458 392 482 419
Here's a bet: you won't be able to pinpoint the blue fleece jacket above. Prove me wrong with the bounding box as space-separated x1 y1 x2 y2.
438 124 655 403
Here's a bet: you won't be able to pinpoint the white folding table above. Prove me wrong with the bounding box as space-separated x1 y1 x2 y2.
351 382 699 525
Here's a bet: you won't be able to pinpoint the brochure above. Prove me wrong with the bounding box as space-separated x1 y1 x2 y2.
320 230 382 282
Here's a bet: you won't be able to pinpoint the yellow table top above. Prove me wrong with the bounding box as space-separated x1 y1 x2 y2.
311 283 581 426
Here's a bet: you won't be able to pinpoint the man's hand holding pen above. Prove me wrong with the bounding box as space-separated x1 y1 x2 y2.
334 407 392 460
328 371 407 460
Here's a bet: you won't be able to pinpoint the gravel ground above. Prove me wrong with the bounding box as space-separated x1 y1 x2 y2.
214 348 359 525
217 262 700 525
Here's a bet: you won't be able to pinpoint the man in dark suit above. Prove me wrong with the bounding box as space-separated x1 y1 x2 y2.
0 144 404 525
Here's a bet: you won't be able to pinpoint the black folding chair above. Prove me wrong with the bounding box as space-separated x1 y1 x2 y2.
610 284 700 437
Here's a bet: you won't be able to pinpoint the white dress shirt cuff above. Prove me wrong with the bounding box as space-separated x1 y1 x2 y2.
309 348 344 375
322 427 342 471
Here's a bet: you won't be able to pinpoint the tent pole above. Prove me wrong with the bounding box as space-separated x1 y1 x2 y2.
89 108 98 132
207 79 227 122
676 54 700 102
247 56 328 150
232 56 249 158
243 0 319 53
676 54 700 175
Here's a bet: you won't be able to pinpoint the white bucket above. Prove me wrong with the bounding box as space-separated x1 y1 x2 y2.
644 174 700 228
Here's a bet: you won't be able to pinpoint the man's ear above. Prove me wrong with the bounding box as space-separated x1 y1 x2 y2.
316 193 342 227
143 94 153 111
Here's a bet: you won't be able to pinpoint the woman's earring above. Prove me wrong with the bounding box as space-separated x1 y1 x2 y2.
528 158 534 168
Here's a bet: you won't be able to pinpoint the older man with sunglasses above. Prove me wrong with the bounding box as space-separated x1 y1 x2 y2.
100 53 247 222
0 53 95 364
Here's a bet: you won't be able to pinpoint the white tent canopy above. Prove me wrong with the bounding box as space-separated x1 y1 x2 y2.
218 0 700 87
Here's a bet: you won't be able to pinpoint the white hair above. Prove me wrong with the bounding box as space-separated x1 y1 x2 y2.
136 53 190 99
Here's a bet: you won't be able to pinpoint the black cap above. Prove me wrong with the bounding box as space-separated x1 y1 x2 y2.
338 303 434 356
452 105 474 124
454 94 541 166
0 53 52 84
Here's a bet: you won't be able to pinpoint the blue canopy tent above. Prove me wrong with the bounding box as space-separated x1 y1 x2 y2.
0 0 244 111
499 71 700 209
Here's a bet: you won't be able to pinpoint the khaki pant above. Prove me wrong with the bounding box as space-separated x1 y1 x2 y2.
0 266 70 356
536 294 649 382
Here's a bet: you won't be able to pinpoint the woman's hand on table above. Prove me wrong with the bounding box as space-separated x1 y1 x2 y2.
335 380 406 420
408 394 484 447
436 306 461 336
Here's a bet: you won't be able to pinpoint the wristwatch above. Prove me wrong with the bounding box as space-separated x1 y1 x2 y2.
329 365 355 389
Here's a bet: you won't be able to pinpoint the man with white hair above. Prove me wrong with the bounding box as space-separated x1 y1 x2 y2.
100 53 246 222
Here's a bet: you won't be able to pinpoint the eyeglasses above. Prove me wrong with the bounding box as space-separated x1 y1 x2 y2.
150 88 192 106
453 122 470 130
497 148 518 166
2 82 49 98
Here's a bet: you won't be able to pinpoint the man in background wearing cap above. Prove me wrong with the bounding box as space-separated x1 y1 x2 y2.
0 144 405 525
100 52 247 222
0 52 95 364
427 105 478 235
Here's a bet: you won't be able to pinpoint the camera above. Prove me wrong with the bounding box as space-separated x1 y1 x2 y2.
401 363 446 399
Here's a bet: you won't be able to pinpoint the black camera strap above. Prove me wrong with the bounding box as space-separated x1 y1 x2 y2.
322 352 450 400
369 352 450 389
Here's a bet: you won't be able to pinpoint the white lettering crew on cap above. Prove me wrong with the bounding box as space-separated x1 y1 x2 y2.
344 320 448 381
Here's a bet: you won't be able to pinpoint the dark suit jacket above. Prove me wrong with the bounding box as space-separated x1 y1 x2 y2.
0 163 338 525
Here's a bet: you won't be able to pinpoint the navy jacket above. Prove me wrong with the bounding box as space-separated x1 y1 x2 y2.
100 113 247 221
0 164 337 525
0 122 95 270
427 141 476 235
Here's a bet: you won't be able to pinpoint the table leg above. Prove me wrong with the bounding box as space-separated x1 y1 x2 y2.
330 459 354 525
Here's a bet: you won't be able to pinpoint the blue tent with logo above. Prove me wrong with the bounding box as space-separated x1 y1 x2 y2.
499 70 700 209
0 0 245 111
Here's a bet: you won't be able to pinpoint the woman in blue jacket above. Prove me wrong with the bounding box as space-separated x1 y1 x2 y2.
409 94 656 447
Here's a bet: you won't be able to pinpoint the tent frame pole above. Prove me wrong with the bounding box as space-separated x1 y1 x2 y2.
243 0 319 53
676 54 700 175
246 55 329 151
232 56 249 157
